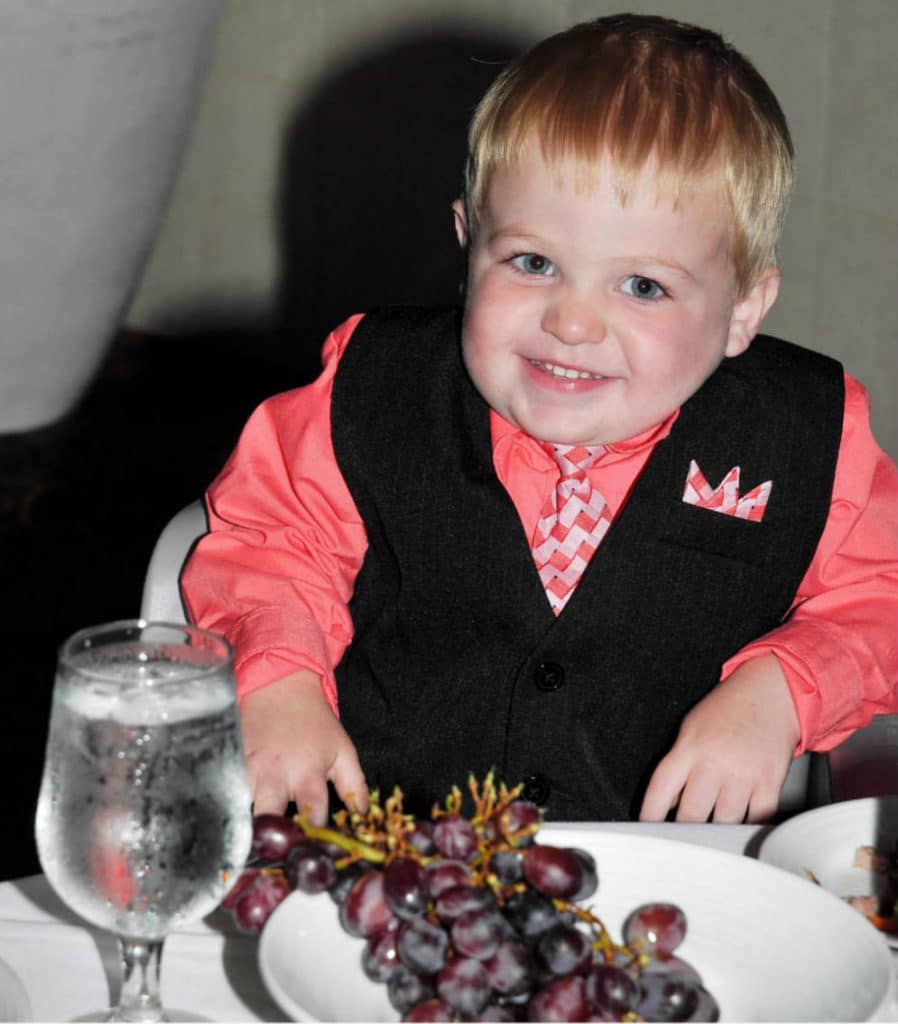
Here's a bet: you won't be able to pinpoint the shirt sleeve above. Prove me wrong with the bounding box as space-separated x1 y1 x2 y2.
180 314 368 715
722 374 898 752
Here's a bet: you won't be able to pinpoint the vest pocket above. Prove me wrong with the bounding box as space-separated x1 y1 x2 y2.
655 499 774 566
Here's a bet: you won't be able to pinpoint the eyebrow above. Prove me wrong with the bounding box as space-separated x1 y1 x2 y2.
486 227 545 247
616 256 697 281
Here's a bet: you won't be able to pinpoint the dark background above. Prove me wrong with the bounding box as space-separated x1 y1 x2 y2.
0 28 526 881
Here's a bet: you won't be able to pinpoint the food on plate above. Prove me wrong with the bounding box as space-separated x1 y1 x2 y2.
844 843 898 935
220 774 720 1021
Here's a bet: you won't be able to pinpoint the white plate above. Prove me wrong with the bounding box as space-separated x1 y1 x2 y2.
258 827 896 1022
759 795 898 947
0 956 31 1023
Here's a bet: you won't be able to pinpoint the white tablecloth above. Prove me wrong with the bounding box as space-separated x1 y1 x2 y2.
0 822 769 1022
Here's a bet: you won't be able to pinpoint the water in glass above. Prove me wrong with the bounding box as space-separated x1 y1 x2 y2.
34 620 252 1021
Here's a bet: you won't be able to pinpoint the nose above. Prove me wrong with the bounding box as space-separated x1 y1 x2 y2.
540 288 606 346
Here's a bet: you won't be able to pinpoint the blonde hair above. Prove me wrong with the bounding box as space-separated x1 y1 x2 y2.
464 15 794 295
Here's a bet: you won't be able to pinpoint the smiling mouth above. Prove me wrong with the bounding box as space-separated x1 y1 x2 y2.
529 359 604 381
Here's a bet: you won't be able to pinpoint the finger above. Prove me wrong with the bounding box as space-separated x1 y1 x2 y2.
745 783 780 823
251 775 291 817
290 771 331 827
330 746 369 814
673 770 721 822
639 755 686 821
709 778 752 824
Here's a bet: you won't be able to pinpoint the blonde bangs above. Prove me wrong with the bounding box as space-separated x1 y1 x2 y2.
464 20 794 294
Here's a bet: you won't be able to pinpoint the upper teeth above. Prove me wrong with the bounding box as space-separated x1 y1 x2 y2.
532 360 602 380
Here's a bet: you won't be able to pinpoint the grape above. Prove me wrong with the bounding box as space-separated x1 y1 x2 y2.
490 849 524 885
503 887 559 938
384 857 428 920
524 845 583 899
624 902 687 955
535 923 592 977
436 956 491 1017
687 986 721 1022
499 799 542 845
432 813 479 861
477 1003 516 1022
329 860 375 905
220 866 261 910
408 819 437 857
642 953 703 987
339 871 396 938
425 859 471 898
571 848 598 901
451 907 506 960
636 972 700 1022
484 939 534 997
585 963 638 1017
250 813 305 862
434 883 495 923
403 998 454 1022
362 927 401 983
388 967 436 1015
283 842 337 894
397 917 451 974
231 872 290 934
527 974 589 1022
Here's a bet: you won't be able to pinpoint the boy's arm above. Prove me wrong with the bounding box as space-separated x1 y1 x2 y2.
721 375 898 752
642 375 898 822
181 314 367 716
180 315 371 813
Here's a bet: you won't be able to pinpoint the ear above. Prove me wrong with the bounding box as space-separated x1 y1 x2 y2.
451 199 469 249
724 267 781 357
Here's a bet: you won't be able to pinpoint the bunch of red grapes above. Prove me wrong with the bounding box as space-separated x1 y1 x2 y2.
220 777 720 1022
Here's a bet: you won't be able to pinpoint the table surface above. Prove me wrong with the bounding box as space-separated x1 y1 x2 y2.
0 822 773 1022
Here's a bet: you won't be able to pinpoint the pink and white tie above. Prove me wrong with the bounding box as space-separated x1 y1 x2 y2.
532 443 612 614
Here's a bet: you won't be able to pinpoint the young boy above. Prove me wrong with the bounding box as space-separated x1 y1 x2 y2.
182 14 898 827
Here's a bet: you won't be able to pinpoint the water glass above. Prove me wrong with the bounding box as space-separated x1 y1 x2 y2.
35 620 252 1022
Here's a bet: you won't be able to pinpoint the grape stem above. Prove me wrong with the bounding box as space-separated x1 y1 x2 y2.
293 820 387 864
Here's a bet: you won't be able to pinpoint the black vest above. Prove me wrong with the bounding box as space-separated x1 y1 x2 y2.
331 307 843 820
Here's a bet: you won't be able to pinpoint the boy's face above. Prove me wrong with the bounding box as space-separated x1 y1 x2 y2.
454 146 779 446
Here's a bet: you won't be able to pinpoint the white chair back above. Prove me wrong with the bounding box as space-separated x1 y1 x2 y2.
140 499 207 623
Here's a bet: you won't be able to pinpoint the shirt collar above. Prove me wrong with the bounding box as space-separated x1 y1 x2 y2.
491 409 680 470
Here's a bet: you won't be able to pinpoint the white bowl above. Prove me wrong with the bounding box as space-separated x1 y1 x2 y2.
759 795 898 947
259 827 896 1022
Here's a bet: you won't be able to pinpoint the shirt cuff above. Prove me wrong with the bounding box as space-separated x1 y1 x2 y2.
721 621 865 754
228 607 339 716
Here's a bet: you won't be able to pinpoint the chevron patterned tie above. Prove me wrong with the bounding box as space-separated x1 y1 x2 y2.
532 443 612 614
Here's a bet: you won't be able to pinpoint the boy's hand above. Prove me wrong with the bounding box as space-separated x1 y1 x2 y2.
639 654 800 823
239 669 368 825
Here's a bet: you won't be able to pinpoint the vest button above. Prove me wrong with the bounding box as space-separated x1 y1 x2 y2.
522 774 551 806
534 661 565 692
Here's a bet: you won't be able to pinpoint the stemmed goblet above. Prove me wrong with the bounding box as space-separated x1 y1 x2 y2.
35 620 253 1022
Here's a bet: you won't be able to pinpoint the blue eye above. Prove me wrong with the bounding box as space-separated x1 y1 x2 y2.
621 275 666 300
511 253 555 276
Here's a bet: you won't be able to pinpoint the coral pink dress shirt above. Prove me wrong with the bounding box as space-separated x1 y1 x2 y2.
181 314 898 755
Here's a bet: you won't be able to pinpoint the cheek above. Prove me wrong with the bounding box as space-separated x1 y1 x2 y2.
463 282 512 360
460 330 489 388
465 264 526 316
